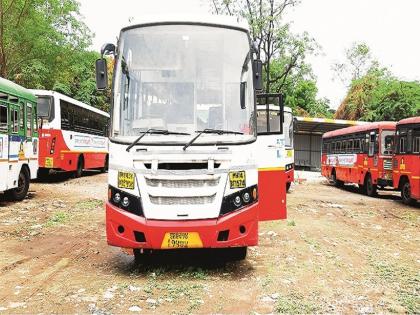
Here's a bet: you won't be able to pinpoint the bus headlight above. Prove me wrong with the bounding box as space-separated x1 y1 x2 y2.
108 186 143 217
220 185 258 216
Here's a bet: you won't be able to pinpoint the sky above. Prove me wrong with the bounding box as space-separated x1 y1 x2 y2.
79 0 420 109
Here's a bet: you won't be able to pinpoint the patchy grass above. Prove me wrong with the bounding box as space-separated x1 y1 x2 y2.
287 220 296 226
76 199 103 210
275 294 318 314
370 259 419 313
45 211 70 227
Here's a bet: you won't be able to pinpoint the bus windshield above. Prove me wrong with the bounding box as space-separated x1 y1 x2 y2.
37 95 54 125
381 130 394 155
284 111 293 148
113 24 255 144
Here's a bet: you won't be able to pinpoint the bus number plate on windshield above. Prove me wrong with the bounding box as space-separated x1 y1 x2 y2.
229 171 246 189
161 232 203 249
118 171 135 190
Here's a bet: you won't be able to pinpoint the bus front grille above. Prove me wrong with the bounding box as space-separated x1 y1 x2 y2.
145 178 220 188
149 195 216 205
383 159 393 170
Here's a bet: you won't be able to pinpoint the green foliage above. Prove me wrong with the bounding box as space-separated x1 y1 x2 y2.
0 0 110 111
336 66 420 121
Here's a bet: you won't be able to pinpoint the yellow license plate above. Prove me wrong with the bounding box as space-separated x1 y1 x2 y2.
118 171 135 189
161 232 203 249
229 171 246 189
45 157 54 168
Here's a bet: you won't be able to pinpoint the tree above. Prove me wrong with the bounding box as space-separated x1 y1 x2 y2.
332 42 377 86
212 0 318 93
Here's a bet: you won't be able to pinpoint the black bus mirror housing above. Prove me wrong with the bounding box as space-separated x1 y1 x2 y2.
95 58 108 90
101 43 116 57
253 59 263 92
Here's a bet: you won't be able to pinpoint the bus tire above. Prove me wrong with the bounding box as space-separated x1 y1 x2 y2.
401 180 415 206
7 167 30 201
365 174 377 197
331 170 343 188
37 168 49 179
358 184 366 194
101 155 109 173
75 156 84 178
220 247 247 261
286 182 291 193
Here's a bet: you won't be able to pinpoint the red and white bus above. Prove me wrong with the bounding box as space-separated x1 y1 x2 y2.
322 122 396 196
33 90 109 177
393 117 420 205
95 16 286 261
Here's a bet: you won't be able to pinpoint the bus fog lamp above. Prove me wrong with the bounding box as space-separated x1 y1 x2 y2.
234 196 242 207
113 193 121 203
122 197 130 207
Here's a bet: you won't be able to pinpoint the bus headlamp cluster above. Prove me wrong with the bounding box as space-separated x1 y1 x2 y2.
285 163 294 171
220 185 258 216
108 186 143 217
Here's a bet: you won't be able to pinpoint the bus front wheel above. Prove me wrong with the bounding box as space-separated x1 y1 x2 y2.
7 168 30 201
286 182 291 193
401 180 415 206
365 174 377 197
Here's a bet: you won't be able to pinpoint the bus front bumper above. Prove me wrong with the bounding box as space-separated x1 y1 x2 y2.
106 202 259 249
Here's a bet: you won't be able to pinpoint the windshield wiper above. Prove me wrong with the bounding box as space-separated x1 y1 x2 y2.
183 129 244 151
126 129 190 152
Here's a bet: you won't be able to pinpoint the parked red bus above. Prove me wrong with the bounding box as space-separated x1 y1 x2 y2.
393 117 420 205
33 90 109 177
322 122 396 196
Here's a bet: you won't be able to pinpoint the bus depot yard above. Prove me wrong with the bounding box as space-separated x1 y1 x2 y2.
0 172 418 314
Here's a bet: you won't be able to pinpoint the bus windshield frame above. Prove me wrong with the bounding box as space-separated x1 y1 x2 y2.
111 23 256 146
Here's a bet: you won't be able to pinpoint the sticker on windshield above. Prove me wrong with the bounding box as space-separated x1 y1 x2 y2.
118 171 135 190
229 171 246 189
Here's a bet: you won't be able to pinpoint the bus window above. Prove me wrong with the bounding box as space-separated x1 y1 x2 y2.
27 104 33 137
414 136 420 154
368 133 376 156
11 109 18 133
381 130 394 155
0 105 7 132
19 102 25 132
37 96 55 124
399 136 406 153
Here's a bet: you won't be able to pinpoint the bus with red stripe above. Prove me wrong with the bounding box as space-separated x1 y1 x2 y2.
33 90 109 178
393 117 420 205
322 122 396 197
95 16 286 261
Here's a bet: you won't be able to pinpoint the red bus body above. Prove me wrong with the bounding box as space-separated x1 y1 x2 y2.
33 90 109 175
321 122 396 195
393 116 420 204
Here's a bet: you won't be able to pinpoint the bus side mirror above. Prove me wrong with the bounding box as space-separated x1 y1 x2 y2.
95 59 108 90
101 43 116 57
253 59 263 91
240 82 246 109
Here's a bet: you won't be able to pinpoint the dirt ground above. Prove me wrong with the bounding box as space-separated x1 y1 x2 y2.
0 171 418 314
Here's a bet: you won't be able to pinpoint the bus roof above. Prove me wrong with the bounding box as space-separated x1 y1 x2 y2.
31 90 110 118
323 121 396 139
0 77 36 102
397 116 420 126
121 15 250 33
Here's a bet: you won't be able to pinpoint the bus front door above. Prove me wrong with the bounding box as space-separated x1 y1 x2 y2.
255 94 287 221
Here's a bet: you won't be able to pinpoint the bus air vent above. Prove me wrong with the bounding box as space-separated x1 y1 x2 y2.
149 195 216 205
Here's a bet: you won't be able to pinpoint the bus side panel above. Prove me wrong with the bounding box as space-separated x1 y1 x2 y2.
0 134 8 191
83 152 107 169
257 169 287 221
406 155 420 200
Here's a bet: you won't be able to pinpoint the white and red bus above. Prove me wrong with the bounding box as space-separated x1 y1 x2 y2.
33 90 109 177
322 122 396 196
393 117 420 205
95 16 286 261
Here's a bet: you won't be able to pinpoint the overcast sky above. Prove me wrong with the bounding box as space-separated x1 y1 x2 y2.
79 0 420 109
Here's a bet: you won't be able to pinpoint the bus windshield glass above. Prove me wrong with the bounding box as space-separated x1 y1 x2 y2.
37 95 54 125
284 111 293 148
381 130 394 155
113 24 255 144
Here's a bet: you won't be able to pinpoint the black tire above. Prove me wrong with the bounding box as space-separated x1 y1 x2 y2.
7 167 30 201
75 156 84 178
101 155 109 173
358 184 366 194
401 180 415 206
220 247 248 262
365 174 377 197
37 168 50 179
331 171 344 188
286 182 291 193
